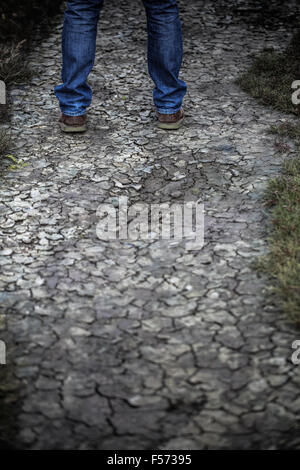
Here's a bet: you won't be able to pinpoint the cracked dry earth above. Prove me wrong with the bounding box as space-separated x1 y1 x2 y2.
1 0 300 450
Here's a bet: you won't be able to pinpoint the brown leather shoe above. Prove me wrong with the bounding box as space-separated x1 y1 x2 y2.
59 113 87 133
157 109 184 130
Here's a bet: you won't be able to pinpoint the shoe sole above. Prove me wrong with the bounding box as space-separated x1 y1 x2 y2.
59 122 87 133
157 116 184 130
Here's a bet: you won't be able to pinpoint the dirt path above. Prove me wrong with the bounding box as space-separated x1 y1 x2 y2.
0 0 300 450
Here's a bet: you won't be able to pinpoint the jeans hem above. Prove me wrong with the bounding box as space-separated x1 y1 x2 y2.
60 109 87 117
156 106 182 115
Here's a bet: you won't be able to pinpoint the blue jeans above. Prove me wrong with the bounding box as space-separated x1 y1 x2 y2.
54 0 187 116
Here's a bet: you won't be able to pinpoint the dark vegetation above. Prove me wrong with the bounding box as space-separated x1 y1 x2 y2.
237 32 300 324
237 32 300 116
0 0 64 159
0 0 64 448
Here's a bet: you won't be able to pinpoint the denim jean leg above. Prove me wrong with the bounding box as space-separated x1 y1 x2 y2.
54 0 104 116
143 0 187 114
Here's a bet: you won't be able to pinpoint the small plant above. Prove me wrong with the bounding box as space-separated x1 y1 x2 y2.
5 154 28 170
0 41 31 85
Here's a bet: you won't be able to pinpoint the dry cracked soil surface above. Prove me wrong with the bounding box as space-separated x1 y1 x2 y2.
0 0 300 450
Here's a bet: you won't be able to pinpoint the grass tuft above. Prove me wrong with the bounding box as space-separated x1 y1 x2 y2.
257 158 300 325
236 32 300 116
0 41 31 85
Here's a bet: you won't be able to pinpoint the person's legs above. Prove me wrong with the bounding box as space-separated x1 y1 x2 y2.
142 0 187 115
54 0 104 117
